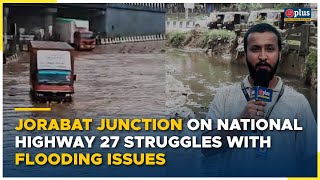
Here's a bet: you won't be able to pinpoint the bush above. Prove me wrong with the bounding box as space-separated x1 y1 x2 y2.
306 49 317 73
196 29 236 47
167 31 186 47
167 29 236 48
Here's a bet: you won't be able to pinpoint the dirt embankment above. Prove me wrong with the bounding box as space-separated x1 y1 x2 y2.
167 29 237 61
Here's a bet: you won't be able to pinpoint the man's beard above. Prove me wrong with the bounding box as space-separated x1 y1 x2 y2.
246 57 279 83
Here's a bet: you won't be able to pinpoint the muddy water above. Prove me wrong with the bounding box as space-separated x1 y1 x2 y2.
166 49 317 119
3 50 167 176
165 49 317 177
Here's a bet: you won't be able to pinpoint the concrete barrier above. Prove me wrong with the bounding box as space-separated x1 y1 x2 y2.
166 20 197 30
101 38 106 45
5 53 18 64
96 33 167 46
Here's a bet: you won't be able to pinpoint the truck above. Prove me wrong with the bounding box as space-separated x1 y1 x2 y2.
55 18 95 50
29 41 76 102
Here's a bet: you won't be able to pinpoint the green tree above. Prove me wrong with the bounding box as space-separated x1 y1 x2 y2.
274 3 305 10
235 3 263 12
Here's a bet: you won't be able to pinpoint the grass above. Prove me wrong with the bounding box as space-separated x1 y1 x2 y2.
167 31 186 47
196 29 236 47
167 29 236 48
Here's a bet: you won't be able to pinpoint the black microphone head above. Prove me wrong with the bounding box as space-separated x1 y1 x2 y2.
253 69 270 87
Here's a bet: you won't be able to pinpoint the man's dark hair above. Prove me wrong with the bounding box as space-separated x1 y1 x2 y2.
244 23 282 53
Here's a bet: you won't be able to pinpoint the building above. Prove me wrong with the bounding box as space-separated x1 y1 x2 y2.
4 3 166 40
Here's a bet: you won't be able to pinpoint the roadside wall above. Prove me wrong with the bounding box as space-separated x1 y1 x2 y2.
105 4 166 37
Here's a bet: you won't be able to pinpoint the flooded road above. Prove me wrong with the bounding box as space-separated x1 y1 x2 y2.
3 45 167 176
3 45 317 177
4 51 166 117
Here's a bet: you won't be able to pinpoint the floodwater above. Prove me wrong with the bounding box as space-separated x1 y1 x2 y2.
3 48 167 177
3 46 317 177
166 49 317 119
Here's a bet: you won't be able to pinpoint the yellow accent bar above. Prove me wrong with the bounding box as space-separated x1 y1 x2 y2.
0 3 3 51
2 0 57 3
14 108 51 111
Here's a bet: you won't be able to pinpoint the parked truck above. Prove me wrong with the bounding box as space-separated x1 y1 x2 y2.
29 41 76 102
55 18 95 50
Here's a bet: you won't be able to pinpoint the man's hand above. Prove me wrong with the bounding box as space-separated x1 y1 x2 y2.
239 100 266 119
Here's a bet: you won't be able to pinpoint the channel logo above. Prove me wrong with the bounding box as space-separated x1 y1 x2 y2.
284 8 311 21
250 86 273 102
258 89 270 97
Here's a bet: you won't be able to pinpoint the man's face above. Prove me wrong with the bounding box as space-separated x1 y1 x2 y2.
245 32 280 80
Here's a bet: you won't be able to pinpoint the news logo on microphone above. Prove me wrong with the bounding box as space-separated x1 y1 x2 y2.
250 86 273 102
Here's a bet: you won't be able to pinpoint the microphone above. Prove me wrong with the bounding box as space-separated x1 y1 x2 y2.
250 69 273 102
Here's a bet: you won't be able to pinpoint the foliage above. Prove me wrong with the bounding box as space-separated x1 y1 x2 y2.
274 3 305 10
167 29 236 48
306 49 317 73
274 3 292 10
196 29 236 47
235 3 263 11
167 31 186 47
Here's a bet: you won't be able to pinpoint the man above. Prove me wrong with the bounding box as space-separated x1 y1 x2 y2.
202 23 317 177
